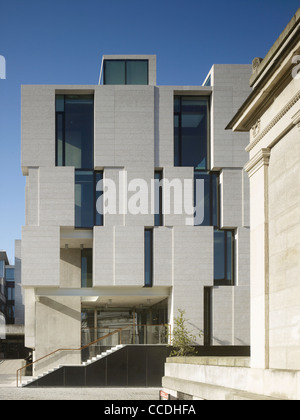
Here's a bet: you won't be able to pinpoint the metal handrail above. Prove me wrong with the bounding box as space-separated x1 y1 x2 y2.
16 328 121 387
17 324 170 387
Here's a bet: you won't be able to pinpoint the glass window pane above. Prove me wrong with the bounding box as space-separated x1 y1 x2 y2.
5 268 14 281
75 171 94 228
95 172 103 226
194 171 219 227
226 231 233 284
65 96 94 169
214 230 225 282
104 60 125 85
55 95 64 112
181 113 207 169
174 96 209 169
145 230 153 287
126 60 148 85
154 172 162 227
212 173 219 227
81 249 93 288
56 113 64 166
174 114 180 166
194 172 210 226
0 261 4 278
174 96 181 113
181 97 207 113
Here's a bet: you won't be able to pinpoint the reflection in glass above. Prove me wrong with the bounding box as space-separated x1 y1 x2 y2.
104 60 149 85
126 60 148 85
174 96 209 169
104 60 126 85
55 95 94 169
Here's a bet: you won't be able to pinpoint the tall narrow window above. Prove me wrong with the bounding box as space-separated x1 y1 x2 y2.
214 230 234 286
95 172 104 227
55 95 94 169
144 229 153 287
174 96 210 169
204 287 212 346
194 171 219 227
154 171 163 226
75 170 104 229
81 249 93 288
75 171 94 229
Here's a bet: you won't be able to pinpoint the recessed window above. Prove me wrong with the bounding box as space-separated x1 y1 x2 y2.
75 170 103 229
144 229 153 287
194 171 219 227
174 96 210 169
214 230 234 286
56 95 94 169
154 171 163 227
104 60 148 85
81 249 93 288
5 268 15 281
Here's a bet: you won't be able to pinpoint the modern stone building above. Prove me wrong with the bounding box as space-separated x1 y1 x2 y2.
21 55 252 374
163 8 300 400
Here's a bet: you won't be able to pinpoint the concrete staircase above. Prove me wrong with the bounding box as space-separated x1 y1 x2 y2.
22 345 125 387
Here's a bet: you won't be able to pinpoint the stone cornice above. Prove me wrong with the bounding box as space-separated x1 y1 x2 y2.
244 148 271 178
246 90 300 152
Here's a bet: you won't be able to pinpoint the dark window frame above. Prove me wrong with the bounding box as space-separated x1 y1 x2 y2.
103 59 149 85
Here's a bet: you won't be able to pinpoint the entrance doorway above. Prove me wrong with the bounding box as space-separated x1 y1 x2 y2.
81 299 168 350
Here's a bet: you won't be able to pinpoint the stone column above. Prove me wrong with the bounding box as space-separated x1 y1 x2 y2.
245 148 271 369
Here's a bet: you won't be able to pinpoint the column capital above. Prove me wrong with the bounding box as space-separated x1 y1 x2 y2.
244 148 271 178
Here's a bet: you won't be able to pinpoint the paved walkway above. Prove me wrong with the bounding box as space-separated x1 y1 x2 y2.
0 375 160 400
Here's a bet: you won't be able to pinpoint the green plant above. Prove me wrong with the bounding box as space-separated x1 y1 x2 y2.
169 309 200 357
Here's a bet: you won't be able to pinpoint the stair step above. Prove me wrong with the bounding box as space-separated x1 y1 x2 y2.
22 345 126 387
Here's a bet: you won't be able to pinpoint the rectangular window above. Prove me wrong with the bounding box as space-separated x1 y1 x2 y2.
0 261 4 278
204 287 212 346
75 170 103 229
104 60 148 85
56 95 94 169
5 282 15 301
81 249 93 288
75 171 94 229
144 229 153 287
194 171 219 227
5 268 15 281
214 230 234 286
154 171 163 227
174 96 210 169
95 172 104 227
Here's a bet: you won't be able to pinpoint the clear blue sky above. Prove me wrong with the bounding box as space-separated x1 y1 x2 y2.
0 0 299 262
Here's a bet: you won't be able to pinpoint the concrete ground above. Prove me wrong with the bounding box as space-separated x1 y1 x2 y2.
0 375 160 400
